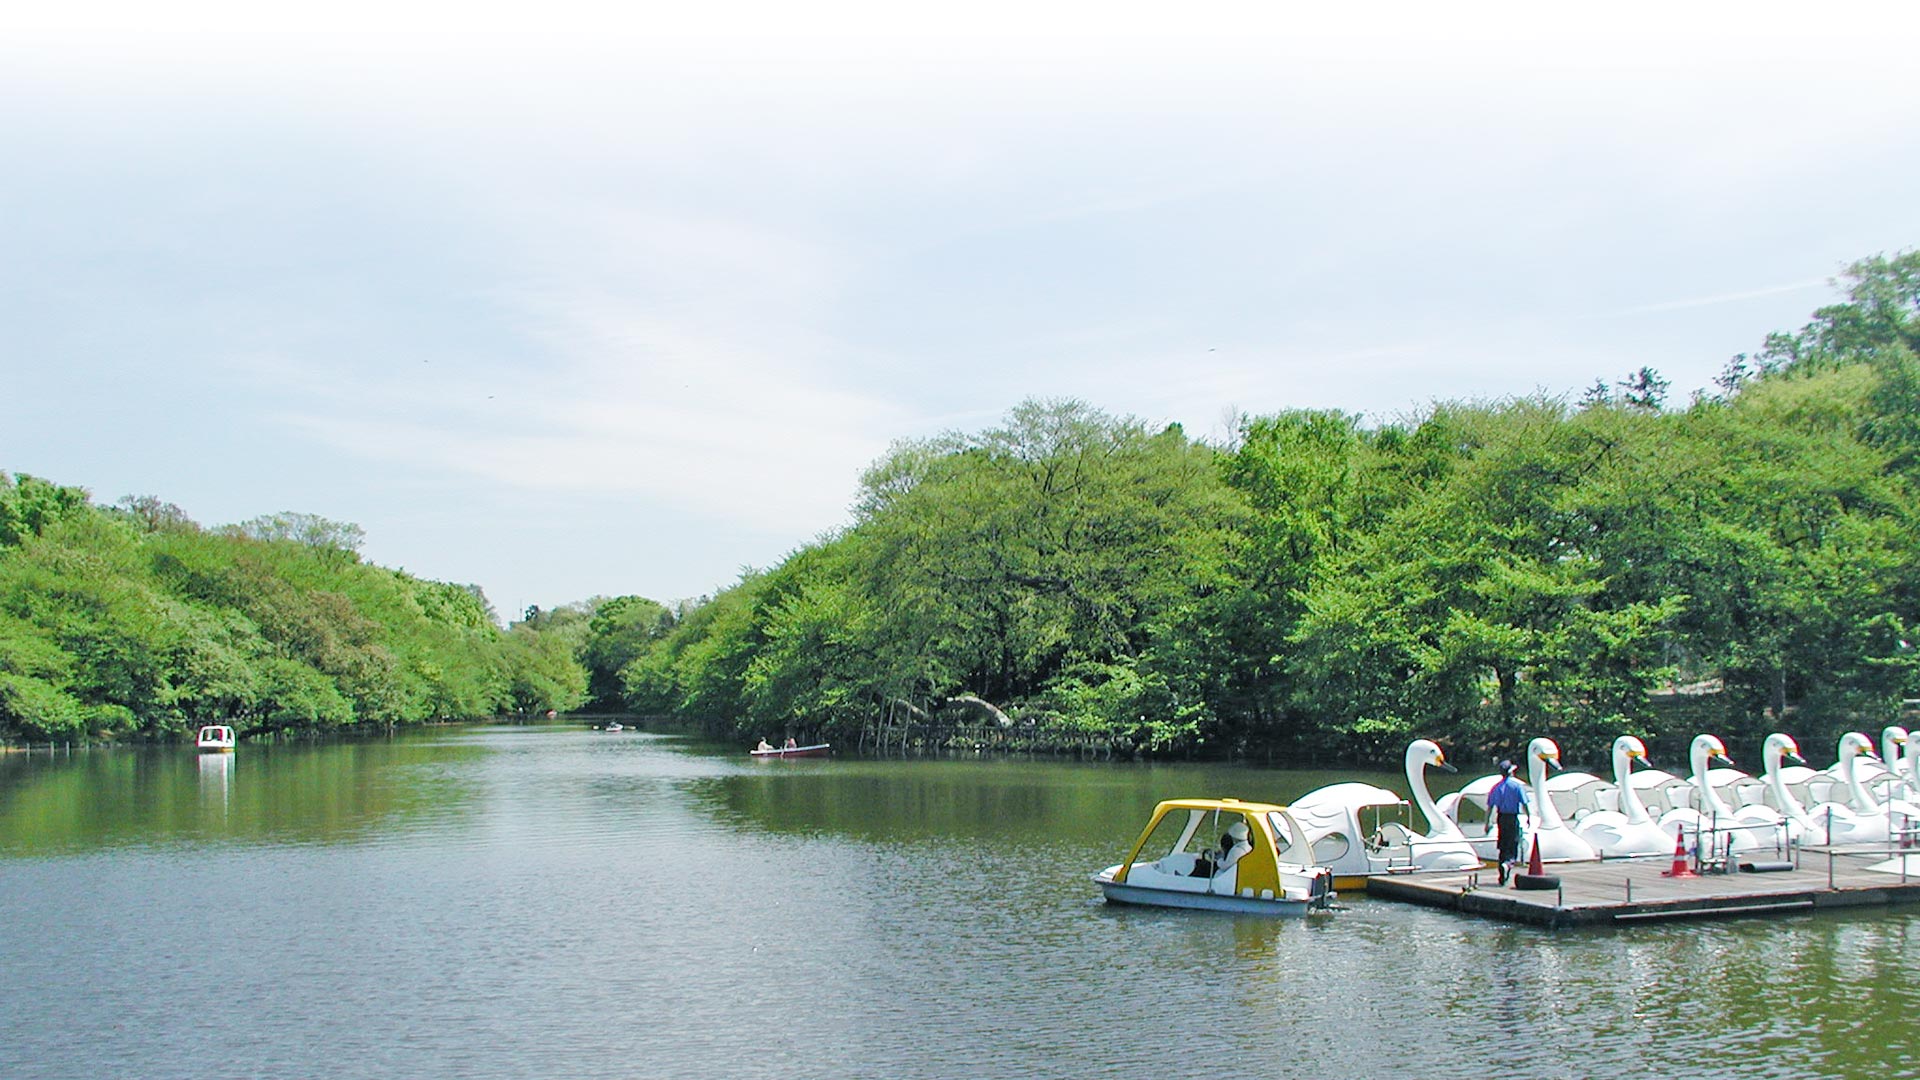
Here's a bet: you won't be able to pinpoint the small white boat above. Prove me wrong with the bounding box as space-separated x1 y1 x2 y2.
1092 797 1334 916
604 722 624 732
195 725 236 753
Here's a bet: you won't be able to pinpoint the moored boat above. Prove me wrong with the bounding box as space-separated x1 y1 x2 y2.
196 725 236 753
1288 739 1484 889
1092 797 1334 916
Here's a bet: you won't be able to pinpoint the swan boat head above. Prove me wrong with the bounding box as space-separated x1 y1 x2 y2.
1406 738 1456 775
1611 736 1651 821
1763 733 1805 782
1838 731 1883 813
1404 738 1469 843
1684 732 1731 801
1882 726 1908 774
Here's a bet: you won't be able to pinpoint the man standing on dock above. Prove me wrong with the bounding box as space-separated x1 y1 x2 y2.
1487 760 1529 886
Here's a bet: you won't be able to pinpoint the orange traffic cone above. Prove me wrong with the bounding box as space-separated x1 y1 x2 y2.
1527 834 1545 877
1661 826 1697 878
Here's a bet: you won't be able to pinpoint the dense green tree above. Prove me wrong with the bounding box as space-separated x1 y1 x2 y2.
0 474 92 547
0 484 559 743
565 595 671 709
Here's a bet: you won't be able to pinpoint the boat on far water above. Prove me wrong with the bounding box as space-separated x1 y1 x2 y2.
749 743 831 759
604 722 624 732
1092 797 1335 916
196 725 236 753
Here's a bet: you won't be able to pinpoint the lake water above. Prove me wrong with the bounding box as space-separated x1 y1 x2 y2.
3 724 1917 1079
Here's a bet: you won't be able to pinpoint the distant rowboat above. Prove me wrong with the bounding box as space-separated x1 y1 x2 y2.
749 743 831 759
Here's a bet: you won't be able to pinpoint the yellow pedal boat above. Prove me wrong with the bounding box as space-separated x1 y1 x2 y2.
1093 797 1335 916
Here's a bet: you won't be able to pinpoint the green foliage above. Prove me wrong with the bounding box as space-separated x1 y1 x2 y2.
575 595 672 709
612 253 1920 763
0 485 566 743
0 474 92 548
503 623 590 715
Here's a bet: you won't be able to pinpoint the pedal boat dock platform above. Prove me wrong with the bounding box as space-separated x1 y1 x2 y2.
1367 847 1920 930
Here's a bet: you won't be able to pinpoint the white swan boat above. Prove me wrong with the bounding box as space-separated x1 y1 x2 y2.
1288 739 1483 888
1867 725 1914 804
1519 737 1600 862
1659 734 1776 856
195 725 236 753
1735 732 1809 846
1807 730 1920 848
1572 736 1677 857
1093 798 1335 915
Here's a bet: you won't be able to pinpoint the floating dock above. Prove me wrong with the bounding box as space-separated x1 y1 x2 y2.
1366 848 1920 929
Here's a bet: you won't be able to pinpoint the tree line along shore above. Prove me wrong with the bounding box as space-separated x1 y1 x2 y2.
5 252 1917 771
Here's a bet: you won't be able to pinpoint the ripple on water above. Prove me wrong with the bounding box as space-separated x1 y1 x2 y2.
7 731 1920 1079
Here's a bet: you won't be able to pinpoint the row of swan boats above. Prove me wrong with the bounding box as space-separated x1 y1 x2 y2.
1438 729 1920 861
1095 728 1920 914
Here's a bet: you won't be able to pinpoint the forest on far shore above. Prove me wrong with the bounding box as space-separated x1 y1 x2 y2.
5 252 1918 768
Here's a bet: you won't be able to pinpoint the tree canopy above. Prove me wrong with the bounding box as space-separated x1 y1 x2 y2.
0 484 592 742
608 251 1920 765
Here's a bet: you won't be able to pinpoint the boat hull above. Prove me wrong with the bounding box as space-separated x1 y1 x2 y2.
1094 876 1315 916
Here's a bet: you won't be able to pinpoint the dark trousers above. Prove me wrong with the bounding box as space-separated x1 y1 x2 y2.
1495 811 1522 865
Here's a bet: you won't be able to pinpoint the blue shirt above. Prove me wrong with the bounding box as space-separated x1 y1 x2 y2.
1486 775 1529 815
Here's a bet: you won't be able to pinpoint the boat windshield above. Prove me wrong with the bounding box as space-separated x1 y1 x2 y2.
1138 807 1255 866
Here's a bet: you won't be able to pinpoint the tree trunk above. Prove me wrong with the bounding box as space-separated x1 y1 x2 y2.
947 694 1014 728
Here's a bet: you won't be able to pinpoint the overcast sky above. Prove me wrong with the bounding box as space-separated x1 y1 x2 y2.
4 3 1918 622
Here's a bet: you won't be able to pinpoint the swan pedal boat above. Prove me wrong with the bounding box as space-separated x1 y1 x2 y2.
749 743 831 758
1093 798 1335 916
195 725 236 753
1289 739 1484 888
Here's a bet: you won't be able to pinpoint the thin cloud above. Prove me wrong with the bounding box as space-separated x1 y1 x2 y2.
1617 278 1829 315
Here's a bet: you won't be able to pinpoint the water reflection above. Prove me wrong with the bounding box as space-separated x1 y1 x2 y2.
0 733 488 855
197 752 232 815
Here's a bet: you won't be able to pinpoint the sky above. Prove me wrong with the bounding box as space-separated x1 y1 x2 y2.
4 3 1919 623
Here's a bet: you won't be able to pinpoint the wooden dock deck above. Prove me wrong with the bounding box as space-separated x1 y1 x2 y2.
1365 848 1920 929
